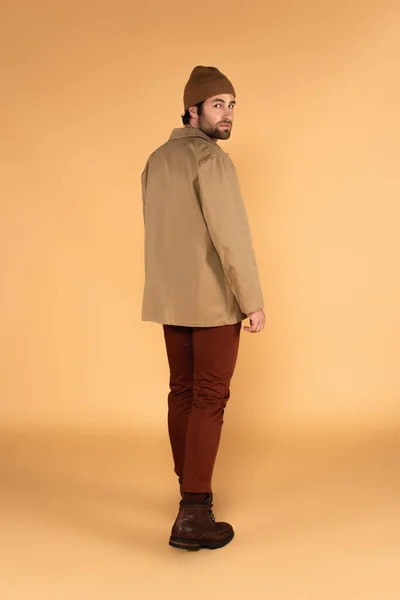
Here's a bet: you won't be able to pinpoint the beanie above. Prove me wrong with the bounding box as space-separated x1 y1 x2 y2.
183 66 236 111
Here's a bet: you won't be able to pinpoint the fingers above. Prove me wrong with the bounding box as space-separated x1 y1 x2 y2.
244 309 266 333
243 318 265 333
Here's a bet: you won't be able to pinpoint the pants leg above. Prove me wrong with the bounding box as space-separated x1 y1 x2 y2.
182 322 242 493
163 325 194 480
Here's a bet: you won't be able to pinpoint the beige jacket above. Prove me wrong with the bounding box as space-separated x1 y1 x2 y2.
141 127 264 327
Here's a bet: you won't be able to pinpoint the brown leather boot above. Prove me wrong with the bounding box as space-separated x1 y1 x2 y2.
169 493 234 550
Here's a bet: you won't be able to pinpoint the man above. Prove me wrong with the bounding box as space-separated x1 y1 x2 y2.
141 66 265 550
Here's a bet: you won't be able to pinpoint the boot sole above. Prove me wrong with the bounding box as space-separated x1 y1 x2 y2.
169 532 234 551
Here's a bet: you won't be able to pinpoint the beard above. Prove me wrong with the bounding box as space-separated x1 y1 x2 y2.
198 116 232 140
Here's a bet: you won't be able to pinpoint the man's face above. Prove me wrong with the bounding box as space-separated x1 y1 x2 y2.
191 94 236 140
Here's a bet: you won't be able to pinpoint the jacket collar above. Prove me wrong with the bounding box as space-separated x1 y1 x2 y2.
169 127 217 144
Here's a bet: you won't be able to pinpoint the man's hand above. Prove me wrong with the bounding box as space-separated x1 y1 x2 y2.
243 308 265 333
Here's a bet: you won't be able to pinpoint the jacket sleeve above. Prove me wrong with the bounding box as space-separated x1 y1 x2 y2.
141 165 148 224
198 154 264 315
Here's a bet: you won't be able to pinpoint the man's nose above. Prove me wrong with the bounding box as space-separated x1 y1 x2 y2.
223 107 233 120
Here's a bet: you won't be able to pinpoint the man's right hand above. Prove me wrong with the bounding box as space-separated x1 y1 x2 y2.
243 308 265 333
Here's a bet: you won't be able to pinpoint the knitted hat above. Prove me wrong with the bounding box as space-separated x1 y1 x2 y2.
183 66 236 111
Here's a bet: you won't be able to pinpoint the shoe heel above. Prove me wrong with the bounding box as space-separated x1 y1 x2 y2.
169 536 201 551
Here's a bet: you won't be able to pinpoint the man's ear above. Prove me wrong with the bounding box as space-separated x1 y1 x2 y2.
188 106 198 119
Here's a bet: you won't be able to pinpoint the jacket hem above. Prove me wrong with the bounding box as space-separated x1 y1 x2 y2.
142 315 246 327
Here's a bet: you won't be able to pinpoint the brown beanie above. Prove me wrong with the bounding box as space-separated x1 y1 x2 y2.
183 66 236 111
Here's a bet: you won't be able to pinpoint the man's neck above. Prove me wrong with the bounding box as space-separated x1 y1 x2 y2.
185 124 218 144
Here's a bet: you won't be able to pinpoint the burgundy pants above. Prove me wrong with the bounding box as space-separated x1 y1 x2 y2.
162 322 242 493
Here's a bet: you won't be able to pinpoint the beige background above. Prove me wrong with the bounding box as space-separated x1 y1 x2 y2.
1 0 400 434
0 1 399 598
1 0 400 433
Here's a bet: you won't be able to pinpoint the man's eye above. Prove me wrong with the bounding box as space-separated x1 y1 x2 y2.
214 104 221 108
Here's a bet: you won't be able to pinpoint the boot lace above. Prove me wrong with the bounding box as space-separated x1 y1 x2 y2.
208 508 216 523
